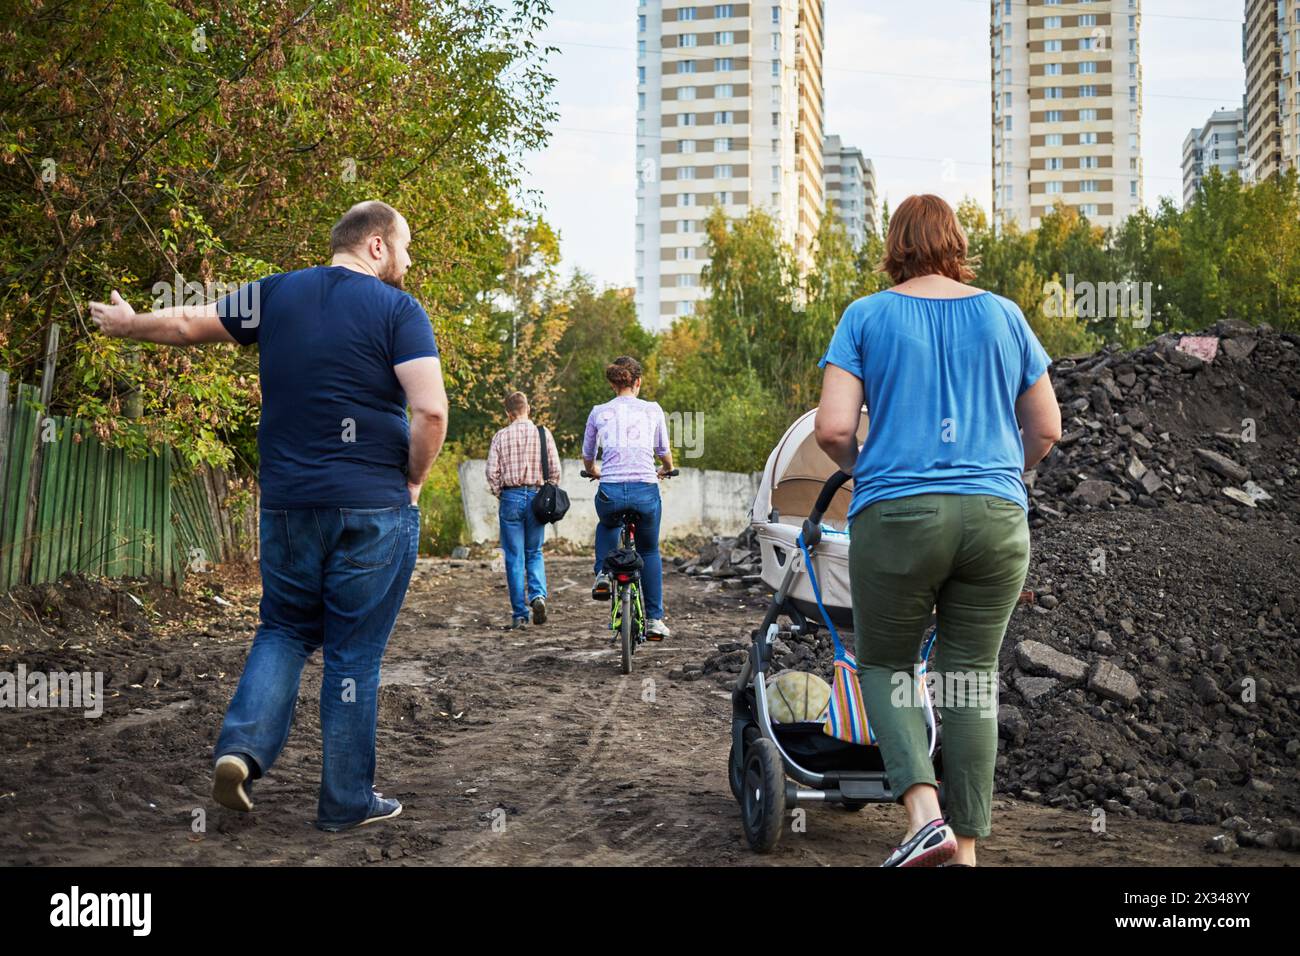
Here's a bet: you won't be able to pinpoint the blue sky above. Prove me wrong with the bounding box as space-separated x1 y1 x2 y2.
516 0 1245 287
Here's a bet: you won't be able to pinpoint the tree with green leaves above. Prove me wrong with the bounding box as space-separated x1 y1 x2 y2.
550 272 654 454
1 0 558 471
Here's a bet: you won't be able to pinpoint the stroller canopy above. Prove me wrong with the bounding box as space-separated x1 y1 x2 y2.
751 406 869 530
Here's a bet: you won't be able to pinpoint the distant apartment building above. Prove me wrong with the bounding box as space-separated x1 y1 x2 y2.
635 0 826 331
991 0 1144 232
1182 108 1244 206
1242 0 1300 182
824 134 877 248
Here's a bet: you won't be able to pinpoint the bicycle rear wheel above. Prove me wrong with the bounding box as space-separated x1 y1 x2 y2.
619 586 634 674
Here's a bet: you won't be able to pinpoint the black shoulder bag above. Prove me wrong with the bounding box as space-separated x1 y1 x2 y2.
530 424 570 524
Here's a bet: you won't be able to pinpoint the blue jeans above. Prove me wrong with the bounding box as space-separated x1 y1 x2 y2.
214 504 419 828
594 481 664 620
498 486 547 620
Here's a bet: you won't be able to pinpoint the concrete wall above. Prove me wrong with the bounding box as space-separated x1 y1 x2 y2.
459 459 763 546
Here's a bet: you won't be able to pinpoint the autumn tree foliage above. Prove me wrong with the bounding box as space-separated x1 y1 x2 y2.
0 0 557 468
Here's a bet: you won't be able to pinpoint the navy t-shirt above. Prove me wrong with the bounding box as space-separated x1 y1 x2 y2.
215 266 439 509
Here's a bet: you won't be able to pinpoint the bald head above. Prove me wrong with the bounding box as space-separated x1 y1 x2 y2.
329 200 412 290
331 200 401 255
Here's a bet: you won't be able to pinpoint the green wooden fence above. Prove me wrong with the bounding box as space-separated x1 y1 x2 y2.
0 373 252 591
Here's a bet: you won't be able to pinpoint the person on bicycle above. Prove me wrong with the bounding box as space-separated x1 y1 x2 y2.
582 356 675 639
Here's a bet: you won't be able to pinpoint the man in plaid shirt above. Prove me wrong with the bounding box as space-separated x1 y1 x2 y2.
487 391 562 628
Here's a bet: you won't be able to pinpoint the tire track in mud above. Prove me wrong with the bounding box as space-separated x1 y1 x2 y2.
437 620 724 866
443 664 631 865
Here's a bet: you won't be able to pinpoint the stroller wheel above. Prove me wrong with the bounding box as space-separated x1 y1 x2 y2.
728 740 743 802
727 725 759 802
741 738 786 853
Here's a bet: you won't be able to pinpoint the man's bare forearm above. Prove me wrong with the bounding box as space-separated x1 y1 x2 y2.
406 410 447 487
118 306 210 345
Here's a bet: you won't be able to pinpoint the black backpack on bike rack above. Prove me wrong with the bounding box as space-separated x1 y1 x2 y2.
602 547 644 577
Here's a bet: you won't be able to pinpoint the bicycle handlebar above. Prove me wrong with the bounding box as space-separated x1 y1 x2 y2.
579 468 679 480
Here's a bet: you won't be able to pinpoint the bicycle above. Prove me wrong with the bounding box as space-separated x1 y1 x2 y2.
581 467 679 674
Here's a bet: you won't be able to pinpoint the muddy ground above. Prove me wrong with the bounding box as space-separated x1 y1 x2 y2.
1 535 1295 868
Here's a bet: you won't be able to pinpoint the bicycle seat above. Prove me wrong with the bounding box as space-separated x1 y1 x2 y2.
616 509 642 527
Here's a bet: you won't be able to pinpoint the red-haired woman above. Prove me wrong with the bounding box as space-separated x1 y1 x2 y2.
815 194 1062 866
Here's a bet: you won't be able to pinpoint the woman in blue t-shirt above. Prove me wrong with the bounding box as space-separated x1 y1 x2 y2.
815 194 1062 867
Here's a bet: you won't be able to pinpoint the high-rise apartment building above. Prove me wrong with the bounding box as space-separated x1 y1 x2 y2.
1242 0 1300 183
1182 108 1244 206
991 0 1144 232
635 1 825 331
824 135 877 248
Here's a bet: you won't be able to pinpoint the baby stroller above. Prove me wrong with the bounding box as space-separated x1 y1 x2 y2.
730 407 944 852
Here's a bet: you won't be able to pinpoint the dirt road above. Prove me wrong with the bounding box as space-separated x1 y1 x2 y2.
0 556 1291 866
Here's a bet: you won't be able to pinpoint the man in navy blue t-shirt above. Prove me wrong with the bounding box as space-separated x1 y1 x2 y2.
90 200 448 831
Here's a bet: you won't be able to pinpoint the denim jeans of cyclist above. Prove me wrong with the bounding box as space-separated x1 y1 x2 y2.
214 504 419 828
498 486 547 620
593 481 663 620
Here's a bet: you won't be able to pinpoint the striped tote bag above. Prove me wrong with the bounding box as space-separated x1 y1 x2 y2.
796 534 875 745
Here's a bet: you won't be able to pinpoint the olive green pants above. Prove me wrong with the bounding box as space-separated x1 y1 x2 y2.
849 493 1030 838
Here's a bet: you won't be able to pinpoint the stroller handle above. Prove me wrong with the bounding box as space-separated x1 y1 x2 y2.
801 469 852 548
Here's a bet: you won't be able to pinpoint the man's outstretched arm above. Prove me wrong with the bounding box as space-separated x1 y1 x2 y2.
89 290 238 346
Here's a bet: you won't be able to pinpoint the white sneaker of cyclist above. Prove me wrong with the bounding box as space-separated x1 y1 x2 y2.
646 619 671 641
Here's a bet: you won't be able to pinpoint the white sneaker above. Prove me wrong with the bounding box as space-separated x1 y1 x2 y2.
646 619 671 640
881 819 957 867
